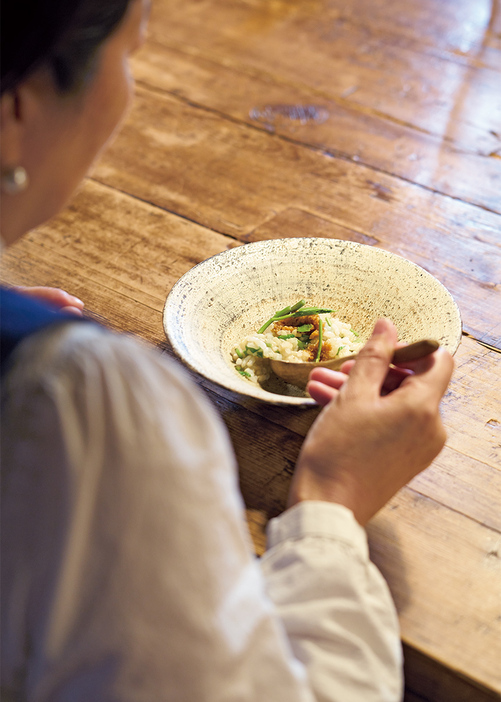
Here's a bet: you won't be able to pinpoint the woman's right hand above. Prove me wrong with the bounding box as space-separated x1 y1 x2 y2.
289 318 454 526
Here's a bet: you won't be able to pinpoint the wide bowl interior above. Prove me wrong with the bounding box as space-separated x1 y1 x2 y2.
163 238 462 406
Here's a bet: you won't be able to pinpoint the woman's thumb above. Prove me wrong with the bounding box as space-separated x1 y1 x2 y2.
344 318 397 398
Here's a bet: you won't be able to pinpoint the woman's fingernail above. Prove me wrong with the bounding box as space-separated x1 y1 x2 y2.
372 318 390 336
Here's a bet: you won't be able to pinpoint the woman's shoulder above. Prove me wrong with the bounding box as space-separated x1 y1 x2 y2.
0 290 190 402
1 294 233 453
3 318 192 403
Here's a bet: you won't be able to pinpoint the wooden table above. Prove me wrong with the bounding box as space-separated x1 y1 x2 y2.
2 0 500 699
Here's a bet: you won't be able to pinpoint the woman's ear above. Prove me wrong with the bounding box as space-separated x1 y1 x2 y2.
0 90 24 171
1 72 51 173
0 83 37 241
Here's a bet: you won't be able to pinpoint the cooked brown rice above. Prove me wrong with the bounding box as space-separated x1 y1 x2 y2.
231 309 362 385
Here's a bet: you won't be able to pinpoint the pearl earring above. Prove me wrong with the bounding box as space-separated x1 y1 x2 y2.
1 166 29 194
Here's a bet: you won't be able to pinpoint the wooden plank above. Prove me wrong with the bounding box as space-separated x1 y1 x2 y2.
130 40 501 212
368 491 501 697
92 87 501 347
316 0 500 73
148 0 501 150
404 690 428 702
150 0 498 66
438 341 501 474
331 0 501 76
403 645 501 702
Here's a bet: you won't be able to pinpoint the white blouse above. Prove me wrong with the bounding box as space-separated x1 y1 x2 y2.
1 322 403 701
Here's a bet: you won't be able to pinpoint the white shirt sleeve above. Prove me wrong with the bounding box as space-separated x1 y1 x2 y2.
1 323 402 702
262 503 403 701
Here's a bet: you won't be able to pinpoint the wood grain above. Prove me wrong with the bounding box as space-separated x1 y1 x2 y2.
148 0 501 150
131 40 501 213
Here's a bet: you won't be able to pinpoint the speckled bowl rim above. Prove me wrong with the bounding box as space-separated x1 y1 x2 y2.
163 238 462 407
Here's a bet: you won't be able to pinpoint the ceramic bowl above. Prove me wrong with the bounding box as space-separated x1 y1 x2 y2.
163 238 462 406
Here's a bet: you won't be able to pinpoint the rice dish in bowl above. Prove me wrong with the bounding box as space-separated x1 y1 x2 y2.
163 238 462 407
231 301 363 386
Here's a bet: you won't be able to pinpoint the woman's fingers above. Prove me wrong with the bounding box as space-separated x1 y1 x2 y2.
308 367 348 388
59 305 85 316
307 368 348 406
338 359 356 374
13 286 84 315
399 347 454 402
306 323 452 408
307 381 339 406
380 367 412 395
343 318 397 399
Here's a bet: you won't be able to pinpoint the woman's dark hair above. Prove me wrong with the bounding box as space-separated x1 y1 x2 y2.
1 0 132 96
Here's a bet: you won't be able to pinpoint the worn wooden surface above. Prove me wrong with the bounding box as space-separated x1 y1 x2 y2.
1 0 500 699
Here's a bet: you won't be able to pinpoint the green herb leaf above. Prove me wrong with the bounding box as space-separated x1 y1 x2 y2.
257 320 274 334
234 347 244 359
297 324 313 332
294 307 333 315
245 345 264 358
290 299 306 313
257 300 307 333
277 307 333 322
237 368 251 378
277 334 296 340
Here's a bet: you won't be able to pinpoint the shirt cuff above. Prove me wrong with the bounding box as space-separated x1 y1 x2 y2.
266 501 369 560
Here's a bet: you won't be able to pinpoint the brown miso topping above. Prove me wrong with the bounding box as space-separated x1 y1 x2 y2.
307 339 333 362
273 314 335 361
321 340 333 361
306 345 317 361
274 315 319 332
273 322 298 334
